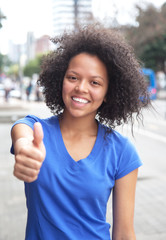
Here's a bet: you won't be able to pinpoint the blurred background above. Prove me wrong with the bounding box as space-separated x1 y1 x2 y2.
0 0 166 101
0 0 166 240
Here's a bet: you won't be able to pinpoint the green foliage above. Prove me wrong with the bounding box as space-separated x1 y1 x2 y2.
140 34 166 71
0 9 6 29
124 3 166 71
0 53 12 74
23 54 43 78
8 64 19 79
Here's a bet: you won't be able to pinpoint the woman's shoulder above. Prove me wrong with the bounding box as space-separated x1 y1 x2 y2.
99 123 142 179
99 122 139 155
99 122 129 146
12 114 59 130
100 123 141 160
23 114 57 122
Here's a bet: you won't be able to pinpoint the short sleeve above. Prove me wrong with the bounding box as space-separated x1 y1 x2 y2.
115 139 142 180
10 115 39 154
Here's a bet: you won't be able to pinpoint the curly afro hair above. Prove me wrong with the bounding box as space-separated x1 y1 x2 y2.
38 23 150 129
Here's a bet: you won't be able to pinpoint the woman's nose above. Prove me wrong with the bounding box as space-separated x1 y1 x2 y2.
75 80 88 93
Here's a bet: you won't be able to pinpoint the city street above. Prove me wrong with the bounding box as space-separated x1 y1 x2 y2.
107 100 166 240
0 98 166 240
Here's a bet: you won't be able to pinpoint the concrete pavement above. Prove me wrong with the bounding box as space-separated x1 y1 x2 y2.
0 97 51 123
0 97 166 240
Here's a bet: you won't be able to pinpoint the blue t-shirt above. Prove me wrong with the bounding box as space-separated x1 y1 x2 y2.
11 115 142 240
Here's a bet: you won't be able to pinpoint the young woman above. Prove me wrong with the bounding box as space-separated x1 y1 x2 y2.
11 24 150 240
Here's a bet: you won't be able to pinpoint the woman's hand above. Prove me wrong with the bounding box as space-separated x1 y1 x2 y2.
13 122 46 183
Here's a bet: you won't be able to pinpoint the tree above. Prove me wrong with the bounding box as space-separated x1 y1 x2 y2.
124 3 166 71
23 54 43 78
140 34 166 71
8 64 19 80
0 53 12 74
0 9 6 29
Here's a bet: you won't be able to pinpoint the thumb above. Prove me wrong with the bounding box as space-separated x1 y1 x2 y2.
33 122 44 148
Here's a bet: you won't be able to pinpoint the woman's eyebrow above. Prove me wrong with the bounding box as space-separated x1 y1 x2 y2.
92 76 105 81
66 71 105 81
66 70 80 76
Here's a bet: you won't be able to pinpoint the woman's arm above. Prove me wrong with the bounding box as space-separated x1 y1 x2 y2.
11 122 46 183
112 169 138 240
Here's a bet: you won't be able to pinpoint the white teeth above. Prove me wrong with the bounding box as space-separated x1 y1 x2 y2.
72 97 88 103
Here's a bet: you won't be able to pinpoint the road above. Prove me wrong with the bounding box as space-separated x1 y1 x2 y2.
133 100 166 240
107 100 166 239
0 99 166 240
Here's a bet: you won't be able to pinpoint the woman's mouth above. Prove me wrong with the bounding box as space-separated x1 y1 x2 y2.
72 97 89 104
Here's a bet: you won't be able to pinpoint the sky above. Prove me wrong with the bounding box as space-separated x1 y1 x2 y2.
0 0 166 54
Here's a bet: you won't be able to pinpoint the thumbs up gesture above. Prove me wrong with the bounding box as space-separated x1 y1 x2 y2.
13 122 46 183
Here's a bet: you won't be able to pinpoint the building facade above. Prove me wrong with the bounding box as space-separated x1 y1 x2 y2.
35 35 51 56
52 0 93 36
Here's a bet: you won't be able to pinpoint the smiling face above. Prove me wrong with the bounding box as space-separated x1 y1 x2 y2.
62 53 109 120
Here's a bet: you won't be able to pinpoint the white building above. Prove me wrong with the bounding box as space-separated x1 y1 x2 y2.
26 32 35 62
52 0 93 36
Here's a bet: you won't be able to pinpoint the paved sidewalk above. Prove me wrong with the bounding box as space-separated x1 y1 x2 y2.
0 97 51 123
0 98 166 240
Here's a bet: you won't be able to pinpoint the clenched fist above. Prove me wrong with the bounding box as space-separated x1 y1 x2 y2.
13 122 46 183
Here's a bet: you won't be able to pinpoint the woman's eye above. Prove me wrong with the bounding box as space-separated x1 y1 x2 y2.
91 81 99 85
68 76 77 80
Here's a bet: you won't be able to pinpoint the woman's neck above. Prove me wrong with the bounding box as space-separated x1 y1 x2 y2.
59 112 98 136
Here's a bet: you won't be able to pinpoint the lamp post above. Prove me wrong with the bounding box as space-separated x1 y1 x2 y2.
74 0 79 31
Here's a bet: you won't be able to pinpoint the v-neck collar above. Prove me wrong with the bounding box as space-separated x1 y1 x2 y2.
55 116 104 171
